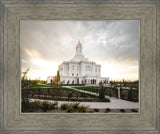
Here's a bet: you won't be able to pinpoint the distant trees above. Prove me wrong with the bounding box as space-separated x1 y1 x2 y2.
50 70 63 110
50 79 53 85
51 70 63 98
21 68 30 112
21 68 30 88
53 71 61 86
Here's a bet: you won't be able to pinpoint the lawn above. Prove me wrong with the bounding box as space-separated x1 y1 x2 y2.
61 87 81 93
73 86 99 93
61 87 96 95
29 84 51 88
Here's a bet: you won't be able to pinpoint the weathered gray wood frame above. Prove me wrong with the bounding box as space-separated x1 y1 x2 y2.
1 0 159 133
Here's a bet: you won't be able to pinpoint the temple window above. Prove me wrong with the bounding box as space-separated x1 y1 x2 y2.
76 66 79 70
72 65 74 70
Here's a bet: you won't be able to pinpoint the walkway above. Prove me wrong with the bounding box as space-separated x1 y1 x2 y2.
30 99 139 109
30 86 139 109
63 86 139 109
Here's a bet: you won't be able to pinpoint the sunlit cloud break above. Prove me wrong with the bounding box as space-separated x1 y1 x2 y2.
21 20 139 81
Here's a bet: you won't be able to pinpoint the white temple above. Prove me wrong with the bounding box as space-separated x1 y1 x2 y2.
47 41 109 85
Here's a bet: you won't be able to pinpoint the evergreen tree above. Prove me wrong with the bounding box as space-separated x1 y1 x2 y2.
99 85 105 100
53 70 62 97
54 70 60 85
128 87 133 101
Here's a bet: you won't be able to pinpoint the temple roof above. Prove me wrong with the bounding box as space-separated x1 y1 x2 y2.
76 41 82 47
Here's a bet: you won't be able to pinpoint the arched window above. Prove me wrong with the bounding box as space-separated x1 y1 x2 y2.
67 80 70 84
72 65 74 70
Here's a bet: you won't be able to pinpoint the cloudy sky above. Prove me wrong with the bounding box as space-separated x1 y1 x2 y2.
20 20 139 81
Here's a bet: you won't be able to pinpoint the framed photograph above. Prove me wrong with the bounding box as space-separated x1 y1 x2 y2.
1 0 159 133
21 20 139 114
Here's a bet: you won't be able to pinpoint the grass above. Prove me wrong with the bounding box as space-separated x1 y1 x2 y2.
29 84 51 88
25 87 98 98
27 86 110 102
73 86 99 93
61 87 98 98
61 87 81 93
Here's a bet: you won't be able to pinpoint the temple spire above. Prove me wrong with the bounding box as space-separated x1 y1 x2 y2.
76 41 82 48
76 41 83 56
70 41 88 61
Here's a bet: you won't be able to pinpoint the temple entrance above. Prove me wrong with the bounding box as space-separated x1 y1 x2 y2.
85 79 87 84
82 80 84 84
77 78 79 84
91 79 96 84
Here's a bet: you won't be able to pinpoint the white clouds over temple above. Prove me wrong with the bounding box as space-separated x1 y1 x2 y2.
47 41 109 84
21 21 139 81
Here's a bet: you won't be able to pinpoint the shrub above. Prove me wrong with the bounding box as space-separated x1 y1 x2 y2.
22 98 30 112
32 100 41 109
40 101 56 112
128 87 133 101
105 108 111 113
120 109 125 113
50 102 57 109
94 108 99 112
99 86 105 99
101 98 110 102
79 105 89 113
66 105 75 113
61 103 89 113
68 93 72 98
80 93 85 97
40 101 50 112
131 109 138 112
61 103 70 110
121 94 125 99
23 100 57 112
72 103 80 112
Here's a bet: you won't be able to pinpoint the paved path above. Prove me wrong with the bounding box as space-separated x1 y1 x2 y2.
30 99 139 109
30 86 139 109
63 86 139 109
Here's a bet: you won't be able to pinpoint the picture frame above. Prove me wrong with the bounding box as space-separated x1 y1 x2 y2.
1 0 159 133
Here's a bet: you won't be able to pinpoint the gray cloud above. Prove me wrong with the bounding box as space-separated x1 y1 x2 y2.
21 20 139 80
